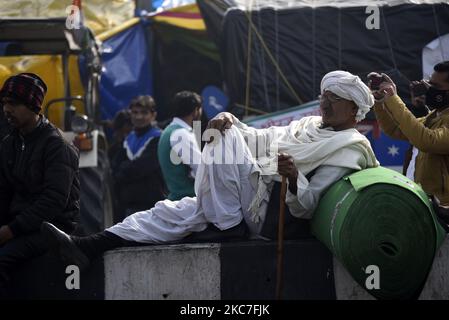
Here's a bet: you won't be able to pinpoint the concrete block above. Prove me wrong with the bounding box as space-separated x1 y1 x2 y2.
419 235 449 300
104 239 335 300
104 243 221 300
333 257 374 300
7 253 104 300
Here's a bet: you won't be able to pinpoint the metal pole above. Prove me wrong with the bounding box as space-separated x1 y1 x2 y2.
62 52 72 130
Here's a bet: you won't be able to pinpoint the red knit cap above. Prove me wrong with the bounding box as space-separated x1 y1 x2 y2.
0 73 47 114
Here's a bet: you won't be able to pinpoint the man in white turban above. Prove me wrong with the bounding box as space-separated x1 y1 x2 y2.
42 70 379 270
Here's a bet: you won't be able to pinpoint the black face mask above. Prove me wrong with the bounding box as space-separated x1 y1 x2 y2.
425 87 449 110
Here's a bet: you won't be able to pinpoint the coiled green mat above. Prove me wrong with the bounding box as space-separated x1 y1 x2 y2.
311 166 446 300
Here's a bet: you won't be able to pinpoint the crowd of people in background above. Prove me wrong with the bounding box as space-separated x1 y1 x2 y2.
107 91 203 222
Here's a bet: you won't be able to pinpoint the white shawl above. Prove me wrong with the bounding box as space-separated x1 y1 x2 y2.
234 116 379 221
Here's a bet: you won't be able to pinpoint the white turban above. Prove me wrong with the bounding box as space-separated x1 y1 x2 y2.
320 70 374 122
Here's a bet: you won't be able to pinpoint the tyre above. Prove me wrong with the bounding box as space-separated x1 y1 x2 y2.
79 148 115 235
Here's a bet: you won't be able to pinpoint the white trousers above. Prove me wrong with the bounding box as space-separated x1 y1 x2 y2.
107 126 262 243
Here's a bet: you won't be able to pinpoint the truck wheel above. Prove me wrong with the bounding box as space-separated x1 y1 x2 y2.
79 148 115 234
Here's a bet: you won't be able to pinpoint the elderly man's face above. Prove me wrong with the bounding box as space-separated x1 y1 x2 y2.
319 91 358 130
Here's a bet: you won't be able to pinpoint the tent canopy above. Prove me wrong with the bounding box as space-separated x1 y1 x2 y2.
213 0 448 9
0 0 135 35
198 0 449 114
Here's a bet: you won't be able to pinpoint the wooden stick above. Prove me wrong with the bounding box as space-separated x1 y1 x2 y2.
276 176 287 300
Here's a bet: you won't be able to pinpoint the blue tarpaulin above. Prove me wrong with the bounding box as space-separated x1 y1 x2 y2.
366 130 410 169
99 21 153 121
151 0 195 11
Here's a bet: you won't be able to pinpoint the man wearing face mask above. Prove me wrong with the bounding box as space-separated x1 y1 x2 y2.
371 61 449 207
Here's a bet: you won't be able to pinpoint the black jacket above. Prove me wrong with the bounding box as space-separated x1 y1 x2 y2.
111 130 166 213
0 112 11 141
0 116 80 236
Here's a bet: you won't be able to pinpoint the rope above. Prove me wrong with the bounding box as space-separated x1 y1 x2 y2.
312 2 316 97
244 0 255 117
233 103 267 115
255 0 271 111
380 6 398 70
243 10 304 106
274 7 280 111
338 7 342 69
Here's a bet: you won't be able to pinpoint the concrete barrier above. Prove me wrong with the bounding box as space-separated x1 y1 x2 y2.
419 236 449 299
104 239 336 300
104 243 221 300
8 236 448 299
104 236 449 300
7 253 104 300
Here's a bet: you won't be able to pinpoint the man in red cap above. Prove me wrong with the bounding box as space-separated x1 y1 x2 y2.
0 73 80 295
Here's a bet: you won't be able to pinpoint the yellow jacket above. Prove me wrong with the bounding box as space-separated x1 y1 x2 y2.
374 95 449 205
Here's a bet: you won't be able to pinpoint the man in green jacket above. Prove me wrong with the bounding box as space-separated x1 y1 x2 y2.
158 91 202 200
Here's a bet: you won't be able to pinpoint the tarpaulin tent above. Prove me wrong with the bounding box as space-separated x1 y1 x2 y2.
96 18 154 121
152 1 205 30
198 0 449 114
0 0 135 35
92 3 222 122
152 0 196 12
149 3 223 121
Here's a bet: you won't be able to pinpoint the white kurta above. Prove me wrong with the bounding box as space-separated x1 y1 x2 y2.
107 125 260 243
107 115 378 243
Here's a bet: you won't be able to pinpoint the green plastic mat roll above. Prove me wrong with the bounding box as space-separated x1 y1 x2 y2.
311 166 446 300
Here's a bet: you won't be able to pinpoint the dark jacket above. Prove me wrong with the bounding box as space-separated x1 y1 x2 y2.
111 130 166 214
0 112 11 141
0 116 80 236
374 96 449 205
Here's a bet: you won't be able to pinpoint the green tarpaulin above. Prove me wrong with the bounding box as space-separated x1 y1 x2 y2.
311 166 446 300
